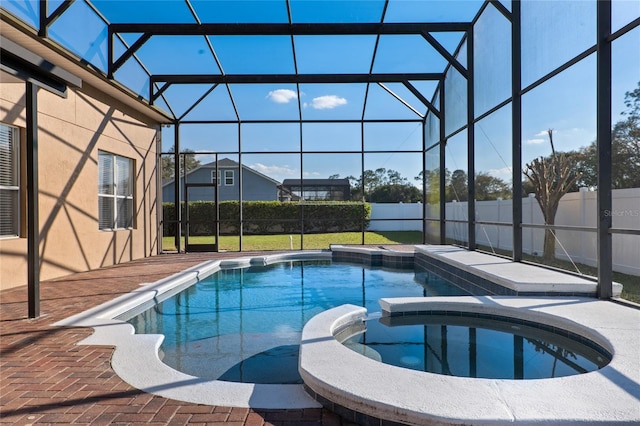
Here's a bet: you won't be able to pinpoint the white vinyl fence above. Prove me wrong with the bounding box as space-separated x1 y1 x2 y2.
369 188 640 276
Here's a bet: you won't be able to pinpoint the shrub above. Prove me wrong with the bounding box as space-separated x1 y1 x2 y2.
162 201 370 236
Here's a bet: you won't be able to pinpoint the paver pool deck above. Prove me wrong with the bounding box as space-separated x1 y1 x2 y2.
0 251 349 426
1 247 637 425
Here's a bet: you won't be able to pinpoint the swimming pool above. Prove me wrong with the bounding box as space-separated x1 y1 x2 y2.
125 260 468 384
53 248 639 418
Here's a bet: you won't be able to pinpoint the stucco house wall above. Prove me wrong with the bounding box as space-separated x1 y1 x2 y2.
0 80 161 291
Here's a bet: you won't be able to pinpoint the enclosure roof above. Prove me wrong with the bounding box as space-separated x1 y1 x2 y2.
1 0 493 123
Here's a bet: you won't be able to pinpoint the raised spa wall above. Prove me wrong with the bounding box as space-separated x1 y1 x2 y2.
330 245 415 269
330 245 623 298
298 298 639 426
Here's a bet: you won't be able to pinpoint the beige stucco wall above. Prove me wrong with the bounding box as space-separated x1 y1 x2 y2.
0 81 160 290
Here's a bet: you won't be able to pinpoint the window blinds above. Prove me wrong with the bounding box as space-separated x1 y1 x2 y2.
98 151 133 230
0 124 19 237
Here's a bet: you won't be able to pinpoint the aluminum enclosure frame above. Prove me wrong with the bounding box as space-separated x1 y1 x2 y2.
105 0 632 302
9 0 640 320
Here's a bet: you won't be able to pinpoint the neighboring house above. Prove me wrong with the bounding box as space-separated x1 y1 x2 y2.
0 14 166 292
281 179 351 201
163 158 282 202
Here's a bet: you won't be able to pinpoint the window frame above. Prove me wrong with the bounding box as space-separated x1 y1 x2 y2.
224 169 234 186
211 169 221 186
0 123 20 238
98 150 135 231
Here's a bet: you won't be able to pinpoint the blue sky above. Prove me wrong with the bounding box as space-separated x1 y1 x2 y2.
4 0 639 187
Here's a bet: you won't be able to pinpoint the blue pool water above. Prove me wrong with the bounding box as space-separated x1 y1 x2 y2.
126 260 467 384
340 314 610 379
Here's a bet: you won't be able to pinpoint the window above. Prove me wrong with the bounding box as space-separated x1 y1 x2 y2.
98 151 134 230
211 170 221 186
0 124 19 237
224 170 234 186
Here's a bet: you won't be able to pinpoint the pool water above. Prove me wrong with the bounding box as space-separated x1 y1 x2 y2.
126 260 467 384
340 313 610 379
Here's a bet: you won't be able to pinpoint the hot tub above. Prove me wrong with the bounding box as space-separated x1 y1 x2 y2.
298 296 640 425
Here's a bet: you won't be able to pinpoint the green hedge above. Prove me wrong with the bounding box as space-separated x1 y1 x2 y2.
163 201 370 236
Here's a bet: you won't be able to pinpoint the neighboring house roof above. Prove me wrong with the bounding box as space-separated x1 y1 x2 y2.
162 158 281 187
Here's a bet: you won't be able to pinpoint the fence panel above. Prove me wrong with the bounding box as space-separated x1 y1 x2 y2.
368 188 640 276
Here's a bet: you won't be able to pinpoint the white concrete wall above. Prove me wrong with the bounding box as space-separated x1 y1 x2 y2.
368 188 640 276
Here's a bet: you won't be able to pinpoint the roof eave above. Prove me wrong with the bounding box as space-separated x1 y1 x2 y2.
0 11 173 125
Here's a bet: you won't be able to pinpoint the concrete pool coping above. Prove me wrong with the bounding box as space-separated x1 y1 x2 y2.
52 246 637 416
416 245 624 296
53 251 332 409
299 297 640 425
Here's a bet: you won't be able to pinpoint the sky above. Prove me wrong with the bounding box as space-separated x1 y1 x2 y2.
4 0 639 186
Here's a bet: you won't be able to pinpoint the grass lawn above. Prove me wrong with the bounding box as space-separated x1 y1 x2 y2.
162 231 423 252
616 275 640 304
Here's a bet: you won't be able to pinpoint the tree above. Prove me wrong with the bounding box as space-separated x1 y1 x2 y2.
522 177 536 197
161 146 200 179
447 169 468 202
370 184 422 203
418 168 511 202
569 81 640 189
385 169 406 186
415 168 451 206
474 172 511 201
348 168 421 202
347 169 385 198
611 81 640 187
346 174 364 200
523 129 581 263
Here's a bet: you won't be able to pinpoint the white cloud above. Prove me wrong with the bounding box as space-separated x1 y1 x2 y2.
303 171 321 177
306 95 347 110
192 153 216 165
535 130 550 137
250 163 296 176
266 89 297 104
526 138 546 145
486 166 513 177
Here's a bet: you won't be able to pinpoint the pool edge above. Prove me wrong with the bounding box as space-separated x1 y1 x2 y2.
299 297 640 425
52 252 331 409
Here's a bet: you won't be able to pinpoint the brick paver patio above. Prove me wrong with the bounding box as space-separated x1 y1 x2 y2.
0 252 358 425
